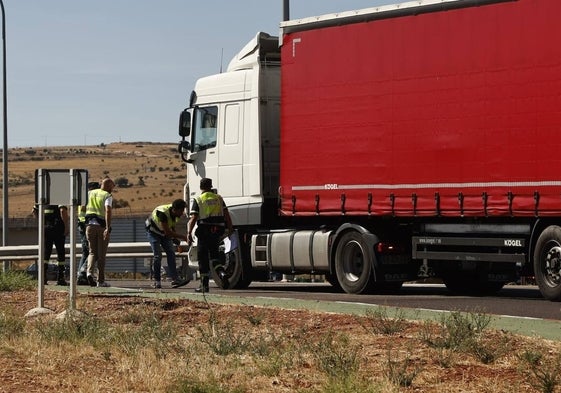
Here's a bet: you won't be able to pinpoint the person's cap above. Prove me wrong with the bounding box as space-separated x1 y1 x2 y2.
88 181 100 189
200 178 213 190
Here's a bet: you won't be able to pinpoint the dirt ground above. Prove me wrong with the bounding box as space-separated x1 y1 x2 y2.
0 288 559 393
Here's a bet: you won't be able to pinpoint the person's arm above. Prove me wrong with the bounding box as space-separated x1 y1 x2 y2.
220 196 234 235
223 208 233 236
187 198 200 243
104 198 112 240
161 220 188 241
187 214 197 243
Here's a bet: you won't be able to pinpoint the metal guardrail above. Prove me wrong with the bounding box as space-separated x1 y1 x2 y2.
0 242 190 261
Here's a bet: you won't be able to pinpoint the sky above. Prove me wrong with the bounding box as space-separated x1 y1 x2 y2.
5 0 392 148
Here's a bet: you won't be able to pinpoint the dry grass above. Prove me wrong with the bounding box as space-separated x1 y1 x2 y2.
1 288 560 393
5 142 186 218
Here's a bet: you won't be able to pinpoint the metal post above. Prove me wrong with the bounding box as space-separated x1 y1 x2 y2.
1 1 8 272
283 0 290 21
69 170 77 309
37 170 45 308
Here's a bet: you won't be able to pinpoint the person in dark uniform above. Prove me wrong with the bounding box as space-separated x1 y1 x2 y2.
33 203 69 285
187 178 233 293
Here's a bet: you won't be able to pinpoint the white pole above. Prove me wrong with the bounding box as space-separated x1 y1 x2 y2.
37 169 45 308
69 170 77 309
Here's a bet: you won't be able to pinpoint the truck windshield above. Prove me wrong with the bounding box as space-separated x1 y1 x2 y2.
193 106 218 152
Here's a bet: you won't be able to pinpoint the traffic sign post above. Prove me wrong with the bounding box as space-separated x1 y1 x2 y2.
26 169 88 317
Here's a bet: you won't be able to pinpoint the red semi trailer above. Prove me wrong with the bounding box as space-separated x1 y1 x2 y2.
178 0 561 300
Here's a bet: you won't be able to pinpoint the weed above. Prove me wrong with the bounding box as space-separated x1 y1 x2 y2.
0 309 25 339
248 329 284 357
322 376 389 393
33 313 108 345
256 350 287 377
467 333 512 364
384 346 422 387
432 347 456 368
419 310 490 351
359 306 409 335
172 378 244 393
243 307 265 326
519 349 561 393
196 309 252 356
310 330 360 379
0 270 35 291
109 313 182 358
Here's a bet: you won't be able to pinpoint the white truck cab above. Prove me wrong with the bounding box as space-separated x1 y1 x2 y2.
178 32 281 227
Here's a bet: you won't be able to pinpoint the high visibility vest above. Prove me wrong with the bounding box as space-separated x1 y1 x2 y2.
146 203 179 236
44 205 64 229
85 189 111 219
78 208 86 224
195 192 225 224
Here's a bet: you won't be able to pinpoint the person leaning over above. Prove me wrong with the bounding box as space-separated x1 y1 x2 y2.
85 177 115 288
77 181 100 285
32 203 70 285
187 177 233 293
145 199 190 289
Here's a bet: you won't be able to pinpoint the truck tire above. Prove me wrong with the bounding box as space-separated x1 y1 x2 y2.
334 231 375 294
212 247 252 289
534 226 561 301
325 273 343 292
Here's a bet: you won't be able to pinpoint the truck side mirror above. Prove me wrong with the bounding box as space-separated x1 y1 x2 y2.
178 109 191 137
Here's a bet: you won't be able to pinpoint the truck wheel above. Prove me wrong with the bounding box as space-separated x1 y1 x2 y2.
334 231 375 294
325 273 343 292
211 247 252 289
534 226 561 301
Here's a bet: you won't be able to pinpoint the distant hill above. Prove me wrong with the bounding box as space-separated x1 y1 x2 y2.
3 142 187 218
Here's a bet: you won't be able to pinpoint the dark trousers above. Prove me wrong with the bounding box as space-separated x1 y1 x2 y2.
196 226 223 275
44 228 65 264
146 230 180 282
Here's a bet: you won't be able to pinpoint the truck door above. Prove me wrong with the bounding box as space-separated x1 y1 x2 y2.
218 102 243 198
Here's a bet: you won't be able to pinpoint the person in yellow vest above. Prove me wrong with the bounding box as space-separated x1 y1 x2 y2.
77 181 100 285
187 178 233 293
145 199 190 289
85 177 115 287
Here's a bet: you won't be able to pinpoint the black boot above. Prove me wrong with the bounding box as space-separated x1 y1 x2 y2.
57 265 69 286
44 263 49 285
195 275 209 293
77 272 89 285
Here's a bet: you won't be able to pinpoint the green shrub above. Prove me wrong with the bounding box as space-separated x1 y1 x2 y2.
0 270 36 291
359 306 409 335
310 330 360 379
